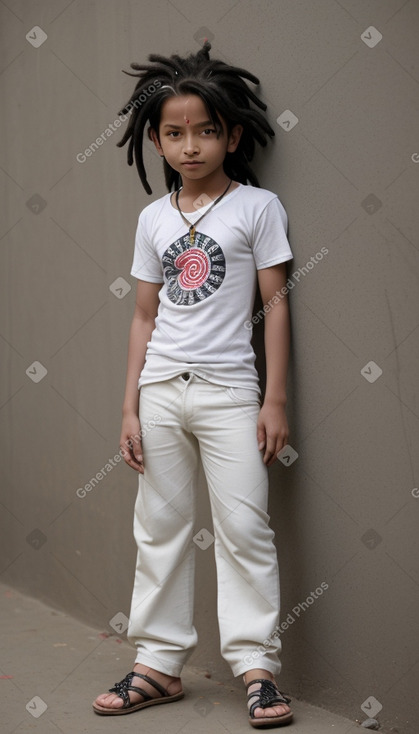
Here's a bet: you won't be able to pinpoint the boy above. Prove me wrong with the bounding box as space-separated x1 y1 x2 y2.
93 43 293 728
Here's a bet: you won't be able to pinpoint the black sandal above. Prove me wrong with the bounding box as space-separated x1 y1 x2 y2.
92 670 184 716
246 678 293 728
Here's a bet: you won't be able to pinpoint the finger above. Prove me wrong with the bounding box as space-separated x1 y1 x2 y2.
275 431 289 458
126 431 143 462
270 433 289 467
257 425 266 452
131 436 143 464
121 452 144 473
122 430 142 457
263 434 277 465
120 440 144 472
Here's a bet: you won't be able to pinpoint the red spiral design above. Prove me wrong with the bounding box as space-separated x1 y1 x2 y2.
175 248 210 290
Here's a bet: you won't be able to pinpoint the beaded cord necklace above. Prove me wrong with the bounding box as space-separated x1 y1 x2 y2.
175 179 232 245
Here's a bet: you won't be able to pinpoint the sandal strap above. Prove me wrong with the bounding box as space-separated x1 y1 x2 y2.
130 672 169 698
127 685 152 701
108 671 169 708
245 677 276 692
109 672 135 708
246 679 291 719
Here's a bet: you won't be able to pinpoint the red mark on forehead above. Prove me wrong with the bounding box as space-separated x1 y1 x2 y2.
185 118 190 124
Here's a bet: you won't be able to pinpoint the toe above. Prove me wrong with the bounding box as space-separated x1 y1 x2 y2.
94 693 123 709
254 703 291 718
107 694 124 709
271 703 290 716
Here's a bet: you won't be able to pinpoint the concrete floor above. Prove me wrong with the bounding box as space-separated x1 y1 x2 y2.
2 583 364 734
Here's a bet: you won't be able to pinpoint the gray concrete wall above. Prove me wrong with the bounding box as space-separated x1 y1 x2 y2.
1 1 418 732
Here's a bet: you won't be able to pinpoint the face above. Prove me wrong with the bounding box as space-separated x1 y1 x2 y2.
149 94 242 182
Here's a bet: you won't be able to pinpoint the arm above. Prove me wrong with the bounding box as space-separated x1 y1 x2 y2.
120 279 161 473
256 263 291 466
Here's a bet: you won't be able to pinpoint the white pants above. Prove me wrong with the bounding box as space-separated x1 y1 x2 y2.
127 373 282 678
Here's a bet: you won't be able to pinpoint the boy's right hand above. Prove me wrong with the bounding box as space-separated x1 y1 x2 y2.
119 414 144 473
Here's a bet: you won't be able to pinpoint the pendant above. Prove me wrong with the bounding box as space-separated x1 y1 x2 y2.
189 225 196 245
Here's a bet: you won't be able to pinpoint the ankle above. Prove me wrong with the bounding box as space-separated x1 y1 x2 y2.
133 662 180 682
243 668 275 686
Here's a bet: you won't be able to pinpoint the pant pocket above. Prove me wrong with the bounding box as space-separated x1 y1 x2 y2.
225 386 261 405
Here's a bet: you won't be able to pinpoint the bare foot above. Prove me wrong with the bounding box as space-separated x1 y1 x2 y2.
93 662 182 712
244 668 292 722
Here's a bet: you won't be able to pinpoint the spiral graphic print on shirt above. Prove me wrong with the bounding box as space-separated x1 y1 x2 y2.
162 231 226 305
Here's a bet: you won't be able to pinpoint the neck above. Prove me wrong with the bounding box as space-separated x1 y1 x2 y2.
178 169 232 200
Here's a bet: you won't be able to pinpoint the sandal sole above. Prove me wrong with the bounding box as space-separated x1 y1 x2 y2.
249 710 294 728
92 690 184 716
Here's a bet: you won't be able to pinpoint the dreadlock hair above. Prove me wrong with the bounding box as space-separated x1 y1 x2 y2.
116 41 275 195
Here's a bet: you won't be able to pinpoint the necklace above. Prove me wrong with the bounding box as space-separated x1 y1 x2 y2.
175 179 233 245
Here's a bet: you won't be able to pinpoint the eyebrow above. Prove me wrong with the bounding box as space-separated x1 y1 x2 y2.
162 120 213 129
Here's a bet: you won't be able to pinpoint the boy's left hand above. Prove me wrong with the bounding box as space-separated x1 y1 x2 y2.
257 400 289 466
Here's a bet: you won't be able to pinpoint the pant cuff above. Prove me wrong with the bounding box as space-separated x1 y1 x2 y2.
133 648 185 678
232 658 282 679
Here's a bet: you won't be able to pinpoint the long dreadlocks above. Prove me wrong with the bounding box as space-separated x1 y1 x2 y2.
117 42 275 194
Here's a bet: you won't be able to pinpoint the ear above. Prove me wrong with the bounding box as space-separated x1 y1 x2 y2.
148 127 164 156
226 124 243 154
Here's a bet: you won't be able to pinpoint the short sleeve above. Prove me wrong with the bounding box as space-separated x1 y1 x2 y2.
130 210 164 282
252 197 293 269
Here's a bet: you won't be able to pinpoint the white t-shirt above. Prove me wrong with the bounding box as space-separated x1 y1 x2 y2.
131 182 293 393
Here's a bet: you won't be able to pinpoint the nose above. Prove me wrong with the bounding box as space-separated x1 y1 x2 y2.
183 133 199 155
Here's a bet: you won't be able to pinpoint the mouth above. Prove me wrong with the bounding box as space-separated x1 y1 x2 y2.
182 161 203 167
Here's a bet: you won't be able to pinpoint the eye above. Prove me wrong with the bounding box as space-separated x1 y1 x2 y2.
167 131 181 138
202 128 216 135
